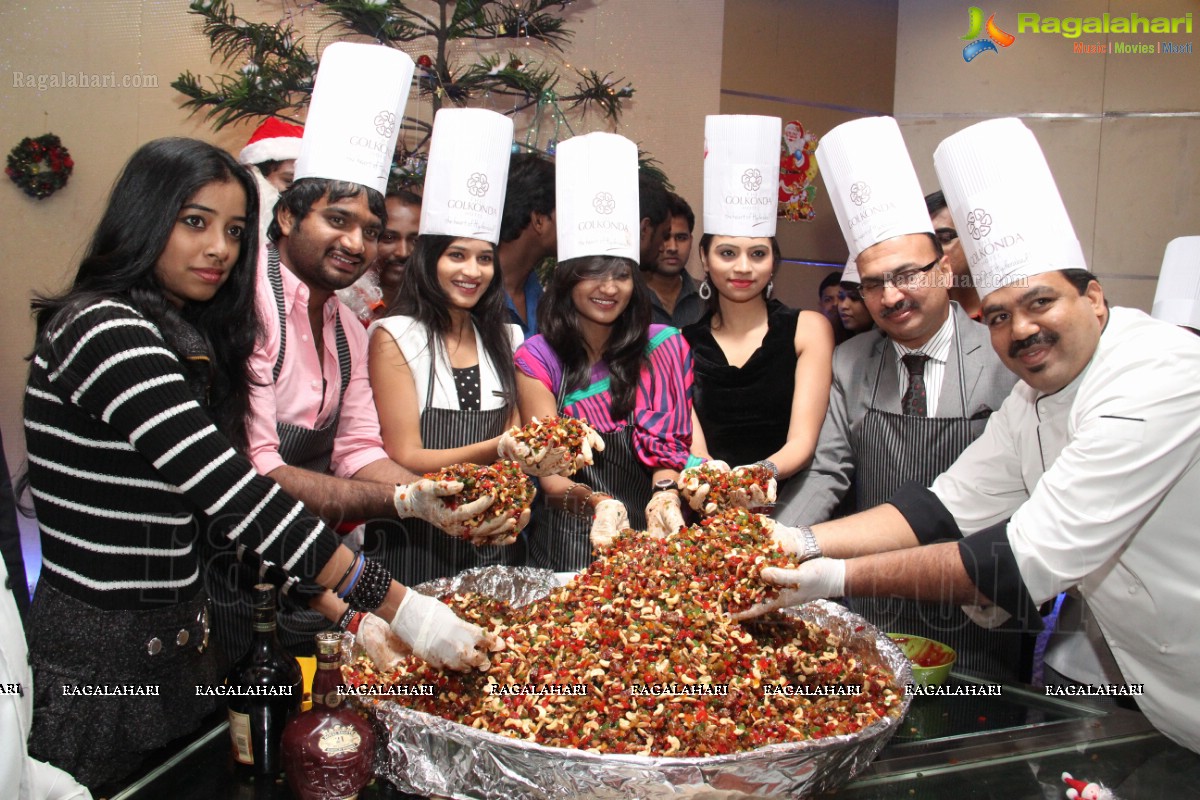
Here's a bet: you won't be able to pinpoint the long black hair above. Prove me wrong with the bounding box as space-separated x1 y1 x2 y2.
698 234 782 324
538 255 651 421
30 137 261 451
389 234 517 410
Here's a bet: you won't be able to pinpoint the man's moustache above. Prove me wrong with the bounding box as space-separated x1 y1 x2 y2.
1009 331 1059 358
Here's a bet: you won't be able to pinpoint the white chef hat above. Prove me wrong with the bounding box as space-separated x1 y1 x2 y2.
817 117 933 262
933 118 1087 299
703 115 781 237
418 108 513 243
555 132 640 263
842 255 860 284
294 42 415 195
1152 236 1200 329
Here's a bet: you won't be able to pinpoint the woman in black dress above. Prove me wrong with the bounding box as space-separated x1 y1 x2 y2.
683 233 833 497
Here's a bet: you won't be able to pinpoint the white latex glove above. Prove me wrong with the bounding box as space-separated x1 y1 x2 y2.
589 497 628 551
389 590 503 671
766 520 809 558
498 418 605 477
27 759 93 800
393 479 495 538
729 464 778 508
644 491 685 538
467 507 529 548
677 460 730 513
355 612 410 673
731 558 846 621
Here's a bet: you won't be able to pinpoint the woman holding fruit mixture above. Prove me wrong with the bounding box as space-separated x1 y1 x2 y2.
682 116 832 506
368 109 529 585
513 134 694 571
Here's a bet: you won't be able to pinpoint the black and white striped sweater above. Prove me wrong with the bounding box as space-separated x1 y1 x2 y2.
24 300 339 610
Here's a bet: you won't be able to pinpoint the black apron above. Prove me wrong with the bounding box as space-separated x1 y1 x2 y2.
363 350 523 586
850 322 1024 682
207 247 351 663
526 373 652 572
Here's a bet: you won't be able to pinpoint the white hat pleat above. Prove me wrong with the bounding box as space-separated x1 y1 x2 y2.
1153 236 1200 328
817 117 933 262
933 118 1087 298
703 115 781 237
294 42 415 194
419 108 514 243
555 133 640 263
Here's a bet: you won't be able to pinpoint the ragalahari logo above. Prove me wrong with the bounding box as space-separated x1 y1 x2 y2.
961 7 1016 62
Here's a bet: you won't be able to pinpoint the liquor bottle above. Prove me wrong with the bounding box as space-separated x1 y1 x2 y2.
227 583 303 778
282 631 376 800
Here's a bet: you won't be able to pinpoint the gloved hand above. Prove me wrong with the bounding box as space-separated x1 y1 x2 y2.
764 520 818 560
393 479 495 538
677 460 730 513
465 506 530 548
589 497 628 551
730 558 846 621
645 490 685 538
389 589 504 671
355 612 410 673
497 417 605 477
729 463 778 508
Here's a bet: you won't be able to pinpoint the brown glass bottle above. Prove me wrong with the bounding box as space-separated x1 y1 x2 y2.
282 631 376 800
226 583 303 779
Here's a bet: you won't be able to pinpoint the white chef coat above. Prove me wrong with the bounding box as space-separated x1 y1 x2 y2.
931 307 1200 754
0 559 92 800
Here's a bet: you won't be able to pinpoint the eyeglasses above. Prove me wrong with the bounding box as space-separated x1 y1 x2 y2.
934 228 959 245
859 259 939 296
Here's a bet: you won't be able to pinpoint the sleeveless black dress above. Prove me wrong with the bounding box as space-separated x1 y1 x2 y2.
683 300 799 470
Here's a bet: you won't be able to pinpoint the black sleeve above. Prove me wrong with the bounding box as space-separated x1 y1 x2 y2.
887 481 964 545
957 520 1043 630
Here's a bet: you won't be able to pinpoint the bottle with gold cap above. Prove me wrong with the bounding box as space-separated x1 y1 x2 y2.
281 631 376 799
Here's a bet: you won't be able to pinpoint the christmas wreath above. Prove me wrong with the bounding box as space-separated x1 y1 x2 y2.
6 134 74 199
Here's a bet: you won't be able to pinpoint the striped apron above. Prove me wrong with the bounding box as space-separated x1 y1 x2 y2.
849 324 1026 681
362 356 524 587
526 373 653 572
207 247 350 663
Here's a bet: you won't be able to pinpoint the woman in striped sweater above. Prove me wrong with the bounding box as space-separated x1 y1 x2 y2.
514 256 694 571
22 138 498 789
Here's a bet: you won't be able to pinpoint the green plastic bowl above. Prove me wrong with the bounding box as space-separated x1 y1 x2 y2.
887 633 956 686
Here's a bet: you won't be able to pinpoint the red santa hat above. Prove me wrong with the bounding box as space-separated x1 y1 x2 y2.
238 118 305 166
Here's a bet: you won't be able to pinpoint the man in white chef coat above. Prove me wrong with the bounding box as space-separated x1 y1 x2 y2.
742 118 1200 754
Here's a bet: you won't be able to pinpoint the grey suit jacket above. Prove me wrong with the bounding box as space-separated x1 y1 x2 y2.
776 303 1018 526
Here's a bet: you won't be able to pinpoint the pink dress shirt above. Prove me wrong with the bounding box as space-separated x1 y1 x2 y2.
246 245 390 479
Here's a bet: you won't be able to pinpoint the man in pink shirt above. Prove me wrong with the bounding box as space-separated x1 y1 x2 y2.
208 177 519 662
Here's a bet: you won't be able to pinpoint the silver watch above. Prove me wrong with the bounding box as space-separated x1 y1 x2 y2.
797 525 823 562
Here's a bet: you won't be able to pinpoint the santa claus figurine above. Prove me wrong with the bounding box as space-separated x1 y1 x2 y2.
1062 771 1118 800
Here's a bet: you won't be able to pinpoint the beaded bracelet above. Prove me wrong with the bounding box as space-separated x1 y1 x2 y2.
346 558 391 613
336 554 365 600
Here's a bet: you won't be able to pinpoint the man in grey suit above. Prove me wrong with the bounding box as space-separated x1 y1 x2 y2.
774 116 1027 682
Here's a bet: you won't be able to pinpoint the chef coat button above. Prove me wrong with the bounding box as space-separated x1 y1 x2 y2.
1159 644 1169 653
176 629 190 647
147 637 162 656
302 334 309 342
1128 585 1137 595
311 380 320 390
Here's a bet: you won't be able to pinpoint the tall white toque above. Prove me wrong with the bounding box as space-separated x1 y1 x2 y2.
1152 236 1200 329
294 42 415 195
555 132 640 263
418 108 513 244
703 115 781 237
842 254 860 284
933 118 1087 299
817 116 933 262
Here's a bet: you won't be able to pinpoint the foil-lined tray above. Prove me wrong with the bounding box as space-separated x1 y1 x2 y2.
353 566 913 799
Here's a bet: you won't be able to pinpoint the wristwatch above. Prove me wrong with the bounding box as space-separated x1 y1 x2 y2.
797 525 823 562
653 478 678 494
